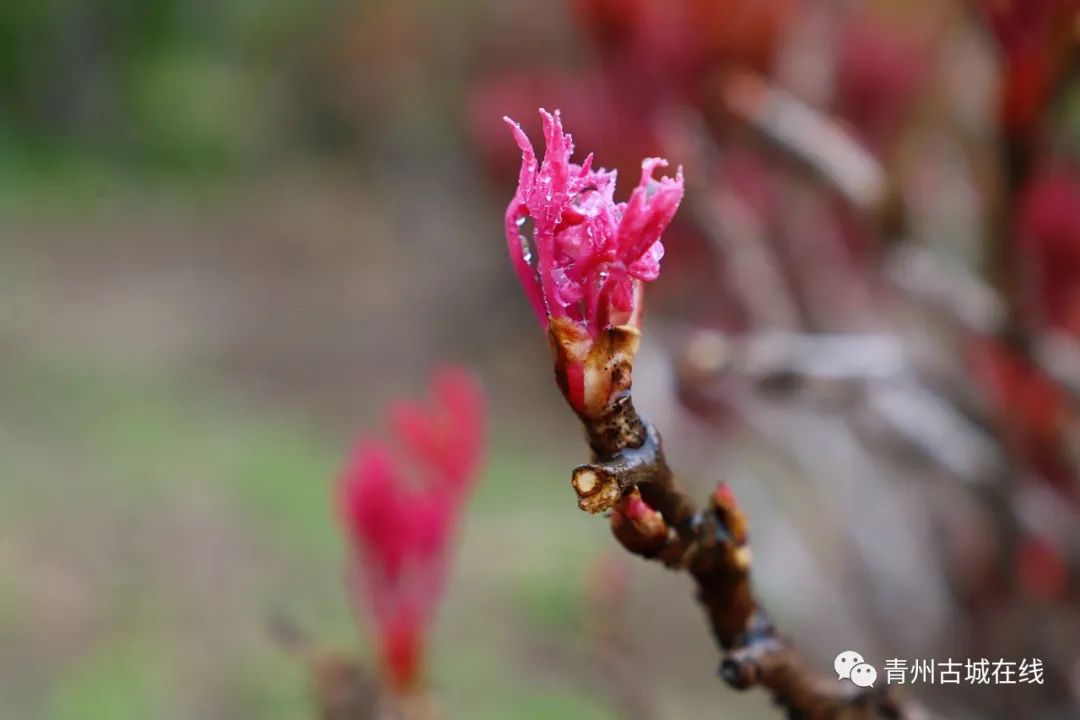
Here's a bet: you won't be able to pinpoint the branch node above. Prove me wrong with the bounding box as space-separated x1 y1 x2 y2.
573 465 623 513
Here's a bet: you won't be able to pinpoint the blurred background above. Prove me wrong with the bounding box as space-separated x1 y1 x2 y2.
2 0 1079 718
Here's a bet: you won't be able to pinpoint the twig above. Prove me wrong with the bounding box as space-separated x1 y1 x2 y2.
555 327 925 720
269 614 443 720
267 614 382 720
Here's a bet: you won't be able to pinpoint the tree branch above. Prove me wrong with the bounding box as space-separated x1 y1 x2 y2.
560 335 924 720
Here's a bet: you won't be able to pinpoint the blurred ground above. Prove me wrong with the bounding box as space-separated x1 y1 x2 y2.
0 169 780 719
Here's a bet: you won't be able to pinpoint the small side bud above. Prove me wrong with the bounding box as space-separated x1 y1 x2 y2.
611 488 668 556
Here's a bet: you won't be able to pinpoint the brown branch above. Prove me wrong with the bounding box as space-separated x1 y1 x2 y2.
268 614 437 720
557 330 923 720
267 615 381 720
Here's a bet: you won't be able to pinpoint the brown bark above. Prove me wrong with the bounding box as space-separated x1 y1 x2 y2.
559 327 925 720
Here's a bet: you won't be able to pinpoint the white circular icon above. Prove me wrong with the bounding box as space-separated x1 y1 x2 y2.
834 650 865 680
850 662 877 688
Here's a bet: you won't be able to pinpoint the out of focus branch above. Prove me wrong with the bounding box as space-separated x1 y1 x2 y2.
717 70 890 219
660 109 802 330
1036 332 1080 401
269 615 440 720
885 245 1006 336
268 615 381 720
889 244 1080 416
677 329 1005 484
680 330 907 383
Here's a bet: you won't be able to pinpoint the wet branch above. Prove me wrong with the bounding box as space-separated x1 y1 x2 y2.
560 332 925 720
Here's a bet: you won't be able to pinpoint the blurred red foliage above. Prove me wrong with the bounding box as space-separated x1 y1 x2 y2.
1016 163 1080 337
981 0 1080 140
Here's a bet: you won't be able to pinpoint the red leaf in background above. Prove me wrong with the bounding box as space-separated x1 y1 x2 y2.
1017 534 1069 601
1016 163 1080 337
969 338 1076 500
980 0 1080 138
833 12 925 149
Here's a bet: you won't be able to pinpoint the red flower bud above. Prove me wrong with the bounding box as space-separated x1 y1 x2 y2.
504 109 683 414
338 368 485 690
504 109 683 337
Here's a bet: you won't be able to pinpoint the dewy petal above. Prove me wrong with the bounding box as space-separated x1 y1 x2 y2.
503 110 683 343
503 115 537 194
616 159 684 265
504 117 546 324
540 109 573 200
554 269 585 309
505 203 545 324
609 274 637 314
509 110 580 321
627 240 664 281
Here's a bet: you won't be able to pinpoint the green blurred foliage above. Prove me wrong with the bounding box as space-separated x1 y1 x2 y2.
41 637 171 720
0 0 318 173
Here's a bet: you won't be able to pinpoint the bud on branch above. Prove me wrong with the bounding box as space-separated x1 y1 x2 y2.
500 109 933 720
504 108 683 417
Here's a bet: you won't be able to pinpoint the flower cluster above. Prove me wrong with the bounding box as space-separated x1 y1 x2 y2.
504 109 683 416
338 367 485 691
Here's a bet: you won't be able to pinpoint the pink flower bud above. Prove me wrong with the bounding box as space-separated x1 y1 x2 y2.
504 109 683 415
504 108 683 339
